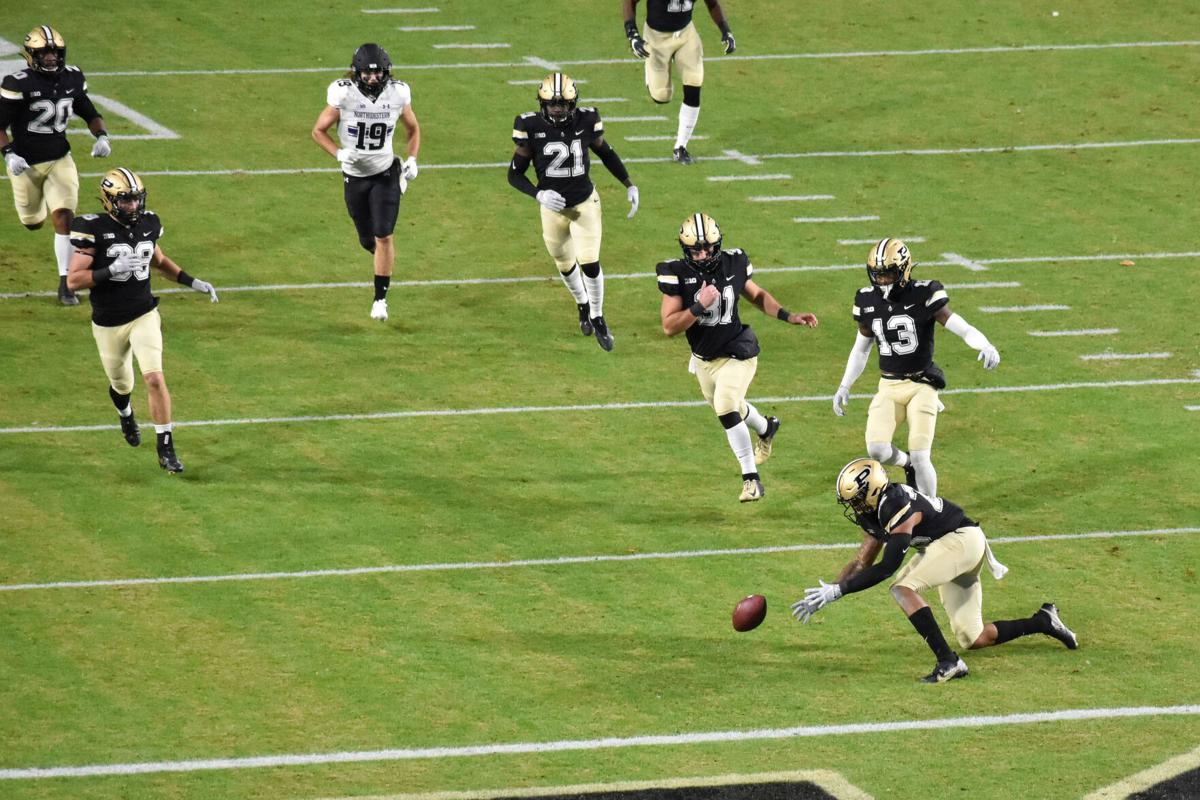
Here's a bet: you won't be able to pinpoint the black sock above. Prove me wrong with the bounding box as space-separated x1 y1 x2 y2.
156 431 172 449
108 386 132 415
741 471 760 481
992 614 1047 645
373 275 390 301
907 606 956 662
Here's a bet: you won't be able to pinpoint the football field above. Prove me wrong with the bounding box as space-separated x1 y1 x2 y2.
1 2 1199 798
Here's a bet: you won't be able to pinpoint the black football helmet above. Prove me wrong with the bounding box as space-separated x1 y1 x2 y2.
537 73 578 126
679 212 723 272
99 168 147 227
351 43 392 99
23 26 66 74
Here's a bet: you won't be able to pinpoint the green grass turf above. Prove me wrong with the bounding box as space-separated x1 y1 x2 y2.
1 2 1198 798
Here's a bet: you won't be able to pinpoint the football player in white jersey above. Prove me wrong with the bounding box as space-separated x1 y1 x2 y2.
312 43 420 321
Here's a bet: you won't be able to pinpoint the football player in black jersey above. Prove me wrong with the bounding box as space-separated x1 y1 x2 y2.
508 73 639 351
831 239 1001 496
791 458 1079 683
66 169 219 473
657 213 817 502
622 0 736 164
0 26 112 305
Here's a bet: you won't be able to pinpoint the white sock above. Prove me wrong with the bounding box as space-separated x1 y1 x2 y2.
154 423 173 435
867 442 908 467
742 402 768 436
725 421 756 475
558 265 589 305
675 103 700 149
54 233 72 277
116 405 132 418
910 449 937 496
582 267 604 318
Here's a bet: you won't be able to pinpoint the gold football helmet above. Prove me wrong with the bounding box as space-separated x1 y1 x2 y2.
867 238 913 289
836 458 889 523
537 73 578 125
679 212 723 272
23 26 66 73
100 168 147 226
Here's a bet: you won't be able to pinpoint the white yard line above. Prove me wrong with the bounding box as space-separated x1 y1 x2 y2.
624 134 705 141
748 195 835 202
978 304 1070 312
794 215 880 223
1029 328 1120 337
1 705 1195 779
941 281 1020 289
604 115 668 122
0 36 19 56
72 94 181 140
723 150 762 165
0 527 1195 593
508 78 586 85
1186 405 1200 411
362 7 440 12
1079 352 1171 361
81 40 1200 77
431 43 509 49
397 25 474 31
840 237 926 245
708 173 792 182
2 378 1196 436
940 252 988 272
583 97 627 103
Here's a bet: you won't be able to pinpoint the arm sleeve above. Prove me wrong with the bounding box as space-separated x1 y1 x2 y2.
507 151 539 199
591 138 630 184
840 533 911 595
838 332 874 389
73 92 100 123
943 312 993 352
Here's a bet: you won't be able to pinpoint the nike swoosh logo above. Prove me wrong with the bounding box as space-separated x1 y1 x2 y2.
904 304 916 309
575 130 585 135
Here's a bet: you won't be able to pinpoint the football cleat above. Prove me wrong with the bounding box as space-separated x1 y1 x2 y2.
591 316 613 351
1038 603 1078 650
739 477 764 503
57 275 79 306
903 461 918 489
673 146 694 165
370 299 389 321
577 303 593 336
754 416 781 465
921 656 968 684
119 413 140 447
157 434 183 474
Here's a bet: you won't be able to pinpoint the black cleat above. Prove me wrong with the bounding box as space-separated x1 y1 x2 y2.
119 413 141 447
1038 602 1078 650
903 461 918 489
57 276 79 306
921 656 968 684
157 433 184 474
591 316 614 352
672 146 694 165
754 416 781 465
577 303 593 336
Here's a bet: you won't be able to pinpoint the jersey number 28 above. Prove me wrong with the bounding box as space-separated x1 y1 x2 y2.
105 241 154 282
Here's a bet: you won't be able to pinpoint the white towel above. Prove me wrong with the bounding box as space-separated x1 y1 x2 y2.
984 540 1008 580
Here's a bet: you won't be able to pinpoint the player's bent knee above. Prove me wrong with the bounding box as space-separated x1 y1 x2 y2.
357 235 377 253
648 87 672 104
717 410 743 430
110 378 134 395
579 261 601 278
682 84 701 106
142 371 166 391
866 442 893 462
24 221 44 231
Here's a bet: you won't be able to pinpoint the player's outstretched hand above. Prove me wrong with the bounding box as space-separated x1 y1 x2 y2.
190 278 219 303
784 312 818 327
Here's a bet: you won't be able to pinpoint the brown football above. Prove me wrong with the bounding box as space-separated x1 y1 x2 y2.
732 594 767 632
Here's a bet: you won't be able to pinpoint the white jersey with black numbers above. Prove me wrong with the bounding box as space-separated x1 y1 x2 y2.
325 78 411 178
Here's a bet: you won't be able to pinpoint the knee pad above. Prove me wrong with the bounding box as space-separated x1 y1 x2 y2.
682 84 701 107
717 411 743 430
866 442 894 462
579 261 601 279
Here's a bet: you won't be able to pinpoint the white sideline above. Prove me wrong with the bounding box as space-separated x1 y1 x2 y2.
0 527 1195 594
1080 352 1171 361
978 304 1070 312
1 705 1196 780
1 378 1197 436
82 40 1200 77
794 215 879 223
1029 328 1120 337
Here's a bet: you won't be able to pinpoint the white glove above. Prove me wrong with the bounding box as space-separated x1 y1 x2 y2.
91 135 111 158
335 148 355 165
4 151 30 176
978 344 1000 370
626 185 639 219
108 257 135 279
789 580 842 624
190 278 219 303
536 189 566 213
401 156 418 180
832 385 851 417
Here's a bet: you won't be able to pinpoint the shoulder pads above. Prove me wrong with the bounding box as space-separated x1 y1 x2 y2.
519 111 537 119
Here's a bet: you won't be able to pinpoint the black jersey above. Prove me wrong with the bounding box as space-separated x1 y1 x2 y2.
0 66 101 165
656 248 761 361
852 279 949 377
70 211 164 327
512 107 603 207
646 0 696 32
863 483 976 547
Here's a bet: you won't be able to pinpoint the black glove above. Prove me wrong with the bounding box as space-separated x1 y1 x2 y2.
625 20 649 59
721 30 736 55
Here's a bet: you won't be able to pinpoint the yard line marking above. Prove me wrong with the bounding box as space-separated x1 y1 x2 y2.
794 215 880 223
432 43 510 49
6 142 1200 183
522 56 561 71
605 115 669 122
1 705 1195 779
1 378 1196 437
623 134 706 141
0 527 1194 593
362 7 440 12
723 149 762 165
941 281 1021 289
840 236 925 245
1 251 1196 300
80 40 1200 77
941 251 988 272
748 195 835 202
583 97 627 103
1079 352 1172 361
0 36 20 56
1029 328 1120 337
76 94 180 141
1186 405 1200 411
978 304 1070 312
508 78 586 85
708 173 791 182
397 25 474 31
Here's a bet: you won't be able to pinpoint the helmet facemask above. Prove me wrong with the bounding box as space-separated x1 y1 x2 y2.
867 238 914 294
537 73 578 127
100 169 147 227
351 44 392 99
679 212 723 273
23 26 66 74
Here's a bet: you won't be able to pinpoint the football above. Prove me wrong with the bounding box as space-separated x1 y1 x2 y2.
732 594 767 632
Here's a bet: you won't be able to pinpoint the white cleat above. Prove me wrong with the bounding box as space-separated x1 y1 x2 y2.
370 299 389 321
